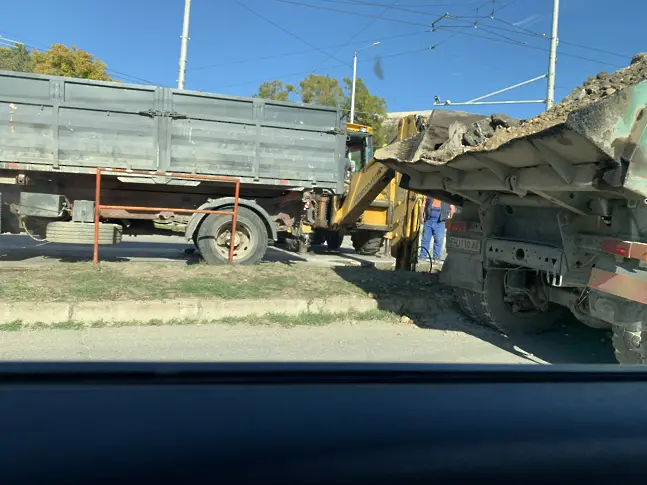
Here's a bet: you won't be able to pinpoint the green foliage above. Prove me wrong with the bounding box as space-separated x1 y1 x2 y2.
299 74 343 106
341 77 387 146
254 73 388 145
32 44 112 81
0 43 111 81
0 44 33 72
254 80 295 101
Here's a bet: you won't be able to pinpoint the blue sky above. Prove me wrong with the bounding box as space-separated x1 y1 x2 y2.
2 0 644 119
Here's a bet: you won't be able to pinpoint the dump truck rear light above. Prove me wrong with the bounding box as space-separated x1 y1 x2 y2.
601 239 631 257
600 238 647 260
448 221 467 232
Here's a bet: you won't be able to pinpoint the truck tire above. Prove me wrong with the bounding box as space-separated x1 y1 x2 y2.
352 230 384 255
459 270 565 335
196 207 267 265
612 324 643 364
46 222 123 245
311 230 326 246
325 231 344 250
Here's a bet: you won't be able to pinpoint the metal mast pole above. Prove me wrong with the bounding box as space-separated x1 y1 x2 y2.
350 52 358 123
546 0 560 110
178 0 192 90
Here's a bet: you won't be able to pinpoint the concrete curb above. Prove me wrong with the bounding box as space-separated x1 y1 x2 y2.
0 296 444 325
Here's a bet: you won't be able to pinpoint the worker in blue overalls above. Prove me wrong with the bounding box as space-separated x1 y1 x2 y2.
419 197 454 263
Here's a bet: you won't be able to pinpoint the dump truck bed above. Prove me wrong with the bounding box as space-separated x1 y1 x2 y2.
0 70 346 192
375 79 647 206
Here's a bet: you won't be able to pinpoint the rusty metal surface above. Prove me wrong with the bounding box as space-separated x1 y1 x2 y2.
93 168 240 265
0 70 346 193
588 267 647 305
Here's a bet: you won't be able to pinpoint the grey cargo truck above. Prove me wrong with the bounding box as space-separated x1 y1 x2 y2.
0 70 347 264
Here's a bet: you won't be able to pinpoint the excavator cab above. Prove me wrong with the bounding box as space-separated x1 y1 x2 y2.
345 123 374 173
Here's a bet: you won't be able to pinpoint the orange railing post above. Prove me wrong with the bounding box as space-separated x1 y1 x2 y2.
229 180 240 264
93 167 102 265
93 168 240 265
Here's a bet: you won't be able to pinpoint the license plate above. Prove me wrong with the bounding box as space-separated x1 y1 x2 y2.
447 237 481 253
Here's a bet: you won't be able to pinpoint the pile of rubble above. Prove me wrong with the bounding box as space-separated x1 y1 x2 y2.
423 52 647 163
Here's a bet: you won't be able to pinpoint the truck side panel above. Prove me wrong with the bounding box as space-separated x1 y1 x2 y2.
0 70 344 192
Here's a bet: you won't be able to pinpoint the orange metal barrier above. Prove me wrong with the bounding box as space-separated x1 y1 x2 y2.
93 167 240 265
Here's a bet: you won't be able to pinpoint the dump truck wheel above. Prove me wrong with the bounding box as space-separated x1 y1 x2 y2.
311 230 326 246
46 222 123 244
196 207 267 265
462 270 565 335
352 230 383 255
612 324 643 364
325 231 344 250
456 288 481 322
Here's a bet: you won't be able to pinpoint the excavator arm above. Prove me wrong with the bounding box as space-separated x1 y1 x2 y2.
331 115 426 229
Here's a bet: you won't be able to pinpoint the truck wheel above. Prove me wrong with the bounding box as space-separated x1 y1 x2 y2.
311 230 326 246
325 231 344 250
196 207 267 265
352 230 384 255
612 324 643 364
460 270 565 335
46 222 123 244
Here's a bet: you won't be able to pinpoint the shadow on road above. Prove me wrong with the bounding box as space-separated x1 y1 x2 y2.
332 266 616 365
0 235 192 264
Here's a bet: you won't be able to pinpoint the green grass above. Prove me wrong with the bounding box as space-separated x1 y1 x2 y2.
0 309 399 332
0 261 442 303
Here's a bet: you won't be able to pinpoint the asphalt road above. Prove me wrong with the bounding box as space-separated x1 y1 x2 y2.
0 233 393 268
0 315 615 365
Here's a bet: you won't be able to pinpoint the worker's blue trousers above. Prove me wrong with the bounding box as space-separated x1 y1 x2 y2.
419 210 446 261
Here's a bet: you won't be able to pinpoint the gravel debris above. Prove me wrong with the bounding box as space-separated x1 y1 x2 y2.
421 53 647 163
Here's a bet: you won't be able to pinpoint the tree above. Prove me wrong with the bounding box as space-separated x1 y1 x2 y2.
31 44 112 81
299 74 343 107
254 80 295 101
0 44 33 72
341 77 387 146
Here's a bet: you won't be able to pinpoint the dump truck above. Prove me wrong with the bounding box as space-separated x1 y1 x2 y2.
375 53 647 364
0 70 348 264
312 116 426 267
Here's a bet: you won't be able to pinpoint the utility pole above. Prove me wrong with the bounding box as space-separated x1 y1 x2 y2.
350 42 380 123
177 0 192 90
545 0 560 110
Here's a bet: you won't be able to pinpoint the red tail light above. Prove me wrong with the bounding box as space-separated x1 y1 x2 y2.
601 239 631 257
448 221 467 232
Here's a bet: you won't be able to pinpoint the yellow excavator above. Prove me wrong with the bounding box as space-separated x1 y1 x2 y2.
312 114 427 270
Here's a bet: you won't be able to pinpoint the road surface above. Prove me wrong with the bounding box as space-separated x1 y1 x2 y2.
0 234 394 268
0 316 615 365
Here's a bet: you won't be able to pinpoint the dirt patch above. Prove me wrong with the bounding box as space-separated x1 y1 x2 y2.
0 261 445 302
388 53 647 164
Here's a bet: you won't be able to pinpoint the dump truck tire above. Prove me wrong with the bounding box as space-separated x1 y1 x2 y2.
461 270 564 335
46 222 123 244
311 230 326 246
612 324 643 364
352 230 383 255
196 207 267 265
325 231 344 250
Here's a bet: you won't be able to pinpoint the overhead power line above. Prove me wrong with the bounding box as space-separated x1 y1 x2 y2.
274 0 632 63
190 29 429 72
435 27 625 68
313 0 399 72
231 0 350 67
0 33 160 85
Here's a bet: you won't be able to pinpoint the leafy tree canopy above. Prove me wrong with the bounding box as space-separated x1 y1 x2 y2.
0 43 111 81
254 74 388 145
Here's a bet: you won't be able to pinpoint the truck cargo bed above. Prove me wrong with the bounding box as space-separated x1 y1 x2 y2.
0 70 346 192
375 80 647 207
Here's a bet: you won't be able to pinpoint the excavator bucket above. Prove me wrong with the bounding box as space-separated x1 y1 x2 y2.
375 78 647 203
